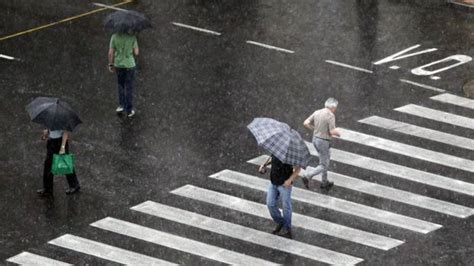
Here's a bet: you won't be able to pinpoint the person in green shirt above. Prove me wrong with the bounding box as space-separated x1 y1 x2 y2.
108 32 139 117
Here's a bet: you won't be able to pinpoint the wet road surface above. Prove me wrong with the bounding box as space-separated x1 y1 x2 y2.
1 0 473 265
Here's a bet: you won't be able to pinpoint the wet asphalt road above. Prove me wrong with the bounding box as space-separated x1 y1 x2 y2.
1 0 473 265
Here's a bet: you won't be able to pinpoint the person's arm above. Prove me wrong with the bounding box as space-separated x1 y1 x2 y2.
59 131 70 154
133 37 139 57
108 48 115 72
303 113 315 131
41 129 49 141
259 156 272 174
283 166 301 188
328 116 340 137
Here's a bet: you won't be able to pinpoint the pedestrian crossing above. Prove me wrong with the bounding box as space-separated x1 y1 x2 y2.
394 104 474 130
6 92 474 265
248 155 474 218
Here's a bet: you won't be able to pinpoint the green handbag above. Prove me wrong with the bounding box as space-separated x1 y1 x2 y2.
51 154 75 175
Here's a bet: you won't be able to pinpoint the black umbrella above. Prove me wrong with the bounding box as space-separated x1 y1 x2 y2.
104 10 151 34
26 97 82 131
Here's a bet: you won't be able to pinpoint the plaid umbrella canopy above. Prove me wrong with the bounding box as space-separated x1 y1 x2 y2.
247 118 311 168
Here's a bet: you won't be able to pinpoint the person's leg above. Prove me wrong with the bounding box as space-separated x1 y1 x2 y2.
303 138 327 181
124 68 135 113
64 141 80 190
116 68 126 109
266 184 284 225
317 140 331 183
278 185 292 231
41 139 55 192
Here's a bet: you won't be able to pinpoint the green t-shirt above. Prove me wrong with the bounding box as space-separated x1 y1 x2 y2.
109 33 138 68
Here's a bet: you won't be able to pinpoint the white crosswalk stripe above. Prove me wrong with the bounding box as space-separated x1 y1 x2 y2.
430 93 474 110
248 155 474 218
91 217 278 266
359 116 474 151
209 170 442 233
131 201 364 265
338 128 474 173
395 104 474 130
6 252 72 266
171 184 405 250
304 141 474 196
48 234 176 265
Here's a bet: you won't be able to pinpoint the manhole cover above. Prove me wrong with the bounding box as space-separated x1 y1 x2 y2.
463 80 474 98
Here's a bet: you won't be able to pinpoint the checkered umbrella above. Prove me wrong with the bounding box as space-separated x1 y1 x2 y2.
247 118 310 168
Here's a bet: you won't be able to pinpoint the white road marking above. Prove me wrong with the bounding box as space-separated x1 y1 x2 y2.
325 60 373 73
395 104 474 130
249 156 474 218
171 185 405 250
430 93 474 110
6 252 72 266
359 116 474 151
430 76 441 80
49 234 175 265
399 79 446 93
0 54 18 60
132 201 364 265
338 128 474 173
171 22 221 36
92 2 129 11
301 142 474 196
91 217 277 266
209 170 442 233
389 65 400 70
246 41 295 54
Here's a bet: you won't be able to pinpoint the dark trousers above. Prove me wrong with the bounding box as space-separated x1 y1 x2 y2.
43 138 79 192
116 67 136 113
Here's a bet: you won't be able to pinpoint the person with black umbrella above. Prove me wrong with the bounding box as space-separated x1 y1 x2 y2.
38 129 80 197
26 97 82 197
105 9 151 118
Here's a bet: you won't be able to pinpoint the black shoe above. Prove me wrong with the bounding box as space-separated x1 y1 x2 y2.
320 181 334 189
278 228 292 239
301 177 310 189
272 223 284 234
37 189 53 197
65 186 80 195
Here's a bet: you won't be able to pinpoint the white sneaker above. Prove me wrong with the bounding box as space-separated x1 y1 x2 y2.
116 106 124 113
127 110 136 118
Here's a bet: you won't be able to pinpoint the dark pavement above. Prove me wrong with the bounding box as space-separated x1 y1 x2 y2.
1 0 473 265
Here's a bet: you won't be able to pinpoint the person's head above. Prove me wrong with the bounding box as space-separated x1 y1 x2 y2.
324 97 338 113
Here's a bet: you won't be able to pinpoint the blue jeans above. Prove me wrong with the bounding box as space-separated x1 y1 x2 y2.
266 183 292 230
116 67 136 113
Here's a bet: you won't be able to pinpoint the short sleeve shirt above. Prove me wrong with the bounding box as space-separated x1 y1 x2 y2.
270 155 293 186
307 108 336 140
49 130 63 139
109 33 138 68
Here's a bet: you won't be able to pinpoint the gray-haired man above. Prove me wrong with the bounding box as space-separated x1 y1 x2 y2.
302 97 341 189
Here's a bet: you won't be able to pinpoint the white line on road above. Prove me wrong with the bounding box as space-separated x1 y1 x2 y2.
325 60 373 73
6 252 72 266
0 54 18 60
246 41 295 54
302 142 474 196
338 128 474 173
91 217 276 266
359 116 474 151
132 201 364 265
92 2 129 11
430 93 474 110
210 170 442 233
249 155 474 218
171 22 222 36
49 234 176 265
395 104 474 130
171 185 405 250
399 79 445 93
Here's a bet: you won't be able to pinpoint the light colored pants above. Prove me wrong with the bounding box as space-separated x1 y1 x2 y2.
304 137 330 182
